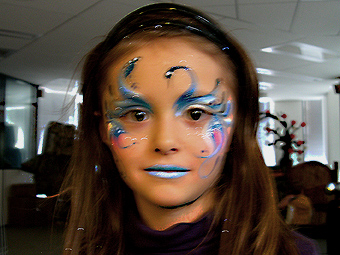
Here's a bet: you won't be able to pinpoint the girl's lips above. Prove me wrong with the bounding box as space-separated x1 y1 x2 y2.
144 165 189 179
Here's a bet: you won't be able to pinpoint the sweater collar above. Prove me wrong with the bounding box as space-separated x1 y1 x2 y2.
124 212 220 255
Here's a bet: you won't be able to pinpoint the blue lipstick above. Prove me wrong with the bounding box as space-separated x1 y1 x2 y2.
145 165 189 179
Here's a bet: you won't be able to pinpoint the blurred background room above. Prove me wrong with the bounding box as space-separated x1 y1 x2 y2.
1 1 340 254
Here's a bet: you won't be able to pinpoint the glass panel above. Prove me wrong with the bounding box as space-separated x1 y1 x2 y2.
258 98 277 167
4 78 37 167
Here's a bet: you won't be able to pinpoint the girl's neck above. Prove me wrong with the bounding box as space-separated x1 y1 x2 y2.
134 191 216 231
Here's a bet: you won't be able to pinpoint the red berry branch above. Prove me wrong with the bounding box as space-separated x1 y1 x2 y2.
260 111 306 167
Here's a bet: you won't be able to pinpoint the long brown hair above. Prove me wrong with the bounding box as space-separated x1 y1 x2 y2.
62 3 299 254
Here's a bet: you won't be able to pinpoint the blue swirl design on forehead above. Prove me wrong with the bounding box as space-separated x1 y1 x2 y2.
165 66 231 118
165 66 197 112
106 57 152 120
118 57 142 98
164 65 232 128
165 66 190 79
124 57 140 78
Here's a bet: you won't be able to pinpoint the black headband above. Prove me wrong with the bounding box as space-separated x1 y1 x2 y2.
102 3 234 54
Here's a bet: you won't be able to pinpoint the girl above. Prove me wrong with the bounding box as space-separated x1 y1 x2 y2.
62 3 319 254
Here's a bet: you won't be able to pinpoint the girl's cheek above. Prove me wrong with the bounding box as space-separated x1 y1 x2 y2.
115 134 138 149
107 121 137 149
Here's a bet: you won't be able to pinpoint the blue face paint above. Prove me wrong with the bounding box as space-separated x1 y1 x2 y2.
106 57 152 149
174 78 231 119
165 66 233 178
105 58 234 179
166 66 197 108
123 57 139 78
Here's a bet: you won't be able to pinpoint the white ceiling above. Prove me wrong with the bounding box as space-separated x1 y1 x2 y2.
0 0 340 100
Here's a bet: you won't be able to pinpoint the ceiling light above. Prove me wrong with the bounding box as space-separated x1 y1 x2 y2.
261 47 273 53
259 82 273 90
256 68 272 75
260 42 339 63
42 87 77 95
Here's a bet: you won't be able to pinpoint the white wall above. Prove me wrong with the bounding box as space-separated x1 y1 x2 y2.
304 99 327 164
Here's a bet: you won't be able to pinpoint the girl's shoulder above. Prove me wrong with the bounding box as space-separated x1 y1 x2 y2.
293 231 321 255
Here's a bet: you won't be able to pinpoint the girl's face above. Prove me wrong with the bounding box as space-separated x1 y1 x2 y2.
101 37 235 210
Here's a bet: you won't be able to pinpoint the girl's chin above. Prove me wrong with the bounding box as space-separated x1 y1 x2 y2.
154 192 206 210
158 199 199 209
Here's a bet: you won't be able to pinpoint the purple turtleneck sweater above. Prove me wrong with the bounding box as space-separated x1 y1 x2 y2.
124 213 320 255
125 213 219 255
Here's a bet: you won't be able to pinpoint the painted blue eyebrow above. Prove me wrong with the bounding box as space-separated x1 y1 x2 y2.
106 97 153 120
163 66 232 118
173 79 231 118
175 89 231 118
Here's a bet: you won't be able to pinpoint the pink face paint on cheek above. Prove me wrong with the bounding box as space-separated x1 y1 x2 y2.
197 126 226 179
187 129 215 158
195 104 233 178
213 128 223 149
116 134 137 149
107 122 137 149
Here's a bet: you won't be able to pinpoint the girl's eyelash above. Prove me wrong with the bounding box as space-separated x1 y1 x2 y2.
185 104 214 115
108 104 221 120
119 107 149 118
106 106 149 120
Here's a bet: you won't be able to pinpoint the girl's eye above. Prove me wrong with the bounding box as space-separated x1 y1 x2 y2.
132 110 148 122
187 108 207 121
123 110 149 122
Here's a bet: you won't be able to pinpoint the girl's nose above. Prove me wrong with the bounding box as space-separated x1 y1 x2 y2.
154 147 178 155
152 117 179 155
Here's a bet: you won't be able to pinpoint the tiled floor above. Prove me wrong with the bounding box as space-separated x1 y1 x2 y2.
1 225 330 255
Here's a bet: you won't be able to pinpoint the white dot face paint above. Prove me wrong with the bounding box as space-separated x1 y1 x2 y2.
101 38 235 212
